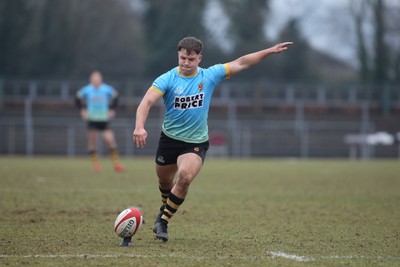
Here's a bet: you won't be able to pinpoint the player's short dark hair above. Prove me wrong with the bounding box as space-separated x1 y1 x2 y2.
178 37 203 55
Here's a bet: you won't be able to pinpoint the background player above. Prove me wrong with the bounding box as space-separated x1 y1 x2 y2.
130 37 292 246
76 71 125 172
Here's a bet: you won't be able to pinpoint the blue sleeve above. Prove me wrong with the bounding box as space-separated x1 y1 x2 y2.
106 84 118 97
77 86 88 99
151 71 172 96
205 64 230 85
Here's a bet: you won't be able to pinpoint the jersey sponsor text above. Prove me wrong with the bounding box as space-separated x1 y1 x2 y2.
174 93 204 110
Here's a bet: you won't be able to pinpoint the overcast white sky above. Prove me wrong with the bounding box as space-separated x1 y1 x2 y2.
266 0 356 64
203 0 357 63
137 0 400 66
267 0 400 65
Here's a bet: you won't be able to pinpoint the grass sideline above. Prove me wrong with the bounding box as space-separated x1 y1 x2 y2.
0 157 399 266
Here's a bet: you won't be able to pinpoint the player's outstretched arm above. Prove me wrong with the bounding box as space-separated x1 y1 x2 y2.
133 90 162 148
227 42 293 76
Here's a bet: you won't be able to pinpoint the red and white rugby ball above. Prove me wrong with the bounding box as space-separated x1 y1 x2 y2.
114 207 143 238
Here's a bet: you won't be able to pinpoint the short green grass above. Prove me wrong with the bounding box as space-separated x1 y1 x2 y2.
0 157 399 266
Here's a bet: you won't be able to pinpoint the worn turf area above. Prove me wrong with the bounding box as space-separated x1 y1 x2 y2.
0 157 399 266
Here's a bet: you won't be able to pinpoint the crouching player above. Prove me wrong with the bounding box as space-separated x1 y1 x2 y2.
130 37 292 245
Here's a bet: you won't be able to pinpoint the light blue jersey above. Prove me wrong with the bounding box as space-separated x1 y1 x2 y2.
77 83 117 121
150 64 230 143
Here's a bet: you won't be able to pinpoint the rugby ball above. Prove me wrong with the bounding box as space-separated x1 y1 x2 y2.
114 207 143 238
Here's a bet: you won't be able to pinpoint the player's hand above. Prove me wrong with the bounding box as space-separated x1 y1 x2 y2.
109 110 116 120
270 42 293 54
133 128 147 148
80 109 88 121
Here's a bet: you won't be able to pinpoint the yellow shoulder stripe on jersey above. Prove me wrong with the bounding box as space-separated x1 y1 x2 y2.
223 63 231 79
150 86 164 96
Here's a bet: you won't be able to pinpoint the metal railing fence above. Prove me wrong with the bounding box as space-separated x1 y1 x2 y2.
2 79 400 109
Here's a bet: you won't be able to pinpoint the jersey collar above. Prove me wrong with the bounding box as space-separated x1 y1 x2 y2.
178 67 199 78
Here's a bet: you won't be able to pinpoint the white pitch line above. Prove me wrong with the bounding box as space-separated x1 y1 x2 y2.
269 251 313 262
268 251 400 262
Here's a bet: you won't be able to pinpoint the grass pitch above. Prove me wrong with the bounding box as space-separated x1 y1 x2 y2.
0 157 399 266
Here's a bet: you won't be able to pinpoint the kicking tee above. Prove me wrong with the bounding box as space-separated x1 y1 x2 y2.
150 64 230 143
77 83 117 121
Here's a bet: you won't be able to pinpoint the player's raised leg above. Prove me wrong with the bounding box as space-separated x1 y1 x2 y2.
154 153 203 242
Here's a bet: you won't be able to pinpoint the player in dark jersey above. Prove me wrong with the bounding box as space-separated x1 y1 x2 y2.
124 37 292 246
76 71 125 172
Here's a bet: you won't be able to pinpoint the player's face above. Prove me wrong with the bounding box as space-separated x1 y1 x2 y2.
90 73 103 88
178 49 202 76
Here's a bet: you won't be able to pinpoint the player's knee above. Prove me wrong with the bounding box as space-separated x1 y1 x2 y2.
176 170 193 188
176 177 191 189
158 179 173 188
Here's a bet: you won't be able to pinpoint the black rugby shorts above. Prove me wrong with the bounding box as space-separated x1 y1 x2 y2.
87 121 110 131
155 132 209 166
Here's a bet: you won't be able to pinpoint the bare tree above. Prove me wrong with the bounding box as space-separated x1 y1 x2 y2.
0 0 146 78
349 0 372 83
372 0 388 84
385 2 400 82
347 0 399 84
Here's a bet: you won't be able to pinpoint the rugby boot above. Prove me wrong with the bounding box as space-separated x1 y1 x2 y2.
92 162 101 172
154 220 168 242
114 163 125 172
153 205 165 233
